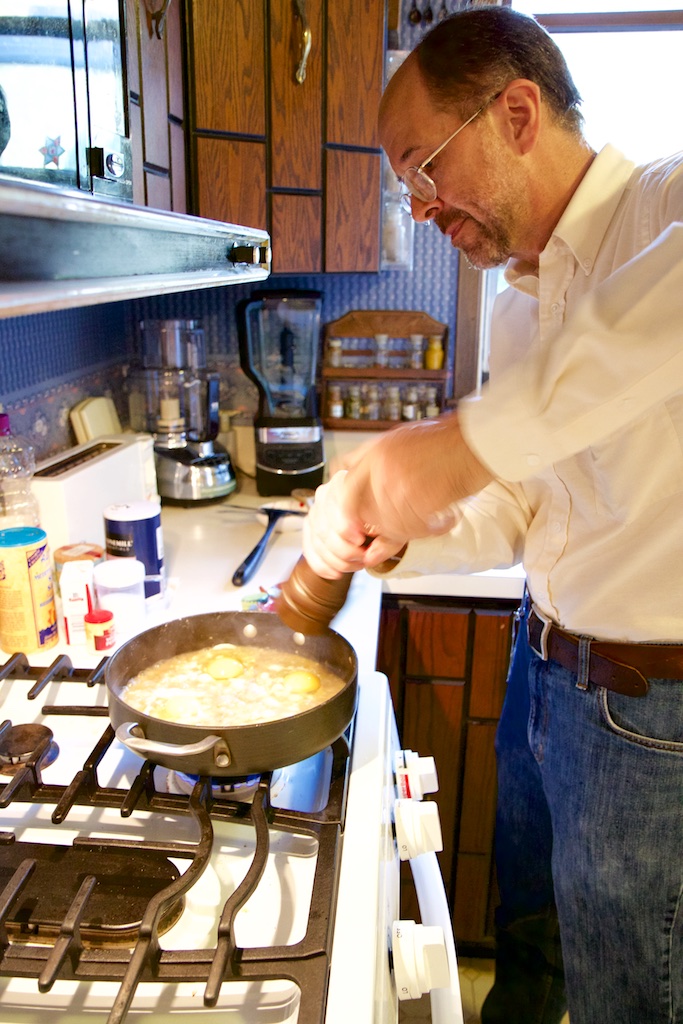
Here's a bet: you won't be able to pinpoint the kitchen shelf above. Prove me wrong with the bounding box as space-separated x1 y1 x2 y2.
321 309 450 429
322 366 448 381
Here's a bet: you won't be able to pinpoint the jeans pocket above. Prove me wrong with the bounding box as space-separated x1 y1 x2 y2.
599 679 683 753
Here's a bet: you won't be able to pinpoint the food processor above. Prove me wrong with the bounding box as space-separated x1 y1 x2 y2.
236 290 325 496
126 319 236 503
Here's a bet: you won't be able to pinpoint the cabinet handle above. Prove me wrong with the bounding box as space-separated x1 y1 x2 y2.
146 0 172 40
293 0 312 85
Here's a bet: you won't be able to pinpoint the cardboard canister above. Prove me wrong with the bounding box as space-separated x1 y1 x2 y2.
0 526 59 653
104 500 165 600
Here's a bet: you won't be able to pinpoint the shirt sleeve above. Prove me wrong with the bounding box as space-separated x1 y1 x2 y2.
369 478 532 578
459 221 683 482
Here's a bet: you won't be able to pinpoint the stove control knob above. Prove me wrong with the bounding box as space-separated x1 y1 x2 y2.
395 748 438 800
394 798 443 860
391 919 451 1001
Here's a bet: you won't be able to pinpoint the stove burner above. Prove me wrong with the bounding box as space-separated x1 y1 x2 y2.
0 723 59 775
168 770 274 801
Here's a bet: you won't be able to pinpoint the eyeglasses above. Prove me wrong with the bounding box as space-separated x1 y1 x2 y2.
398 102 489 213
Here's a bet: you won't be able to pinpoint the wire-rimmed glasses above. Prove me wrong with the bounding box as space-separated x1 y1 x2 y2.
397 102 490 214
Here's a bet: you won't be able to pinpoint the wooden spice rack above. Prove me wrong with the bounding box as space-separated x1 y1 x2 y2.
321 309 450 430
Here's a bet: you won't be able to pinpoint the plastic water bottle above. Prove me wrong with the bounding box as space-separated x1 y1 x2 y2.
0 412 41 528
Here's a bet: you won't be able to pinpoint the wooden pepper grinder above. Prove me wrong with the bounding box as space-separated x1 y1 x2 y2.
274 555 354 635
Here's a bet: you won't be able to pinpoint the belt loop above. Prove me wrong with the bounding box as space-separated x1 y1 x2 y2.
576 636 592 691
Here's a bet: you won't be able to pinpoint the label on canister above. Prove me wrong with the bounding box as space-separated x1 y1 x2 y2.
0 527 59 653
103 500 164 600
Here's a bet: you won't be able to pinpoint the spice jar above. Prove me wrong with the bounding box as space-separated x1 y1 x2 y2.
374 334 390 368
424 386 440 418
84 609 115 652
345 384 362 420
409 334 424 369
327 337 343 368
425 335 445 370
327 384 344 419
384 385 401 421
402 386 419 421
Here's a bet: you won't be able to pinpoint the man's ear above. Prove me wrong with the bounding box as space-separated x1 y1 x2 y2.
495 79 541 156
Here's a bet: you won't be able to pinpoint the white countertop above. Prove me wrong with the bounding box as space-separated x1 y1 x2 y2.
7 484 524 666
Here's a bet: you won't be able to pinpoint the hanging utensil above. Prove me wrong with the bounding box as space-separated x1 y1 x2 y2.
232 507 307 587
408 0 422 25
423 2 434 25
438 0 449 21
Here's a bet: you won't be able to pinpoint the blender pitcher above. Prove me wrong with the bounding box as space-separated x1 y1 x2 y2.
237 290 325 496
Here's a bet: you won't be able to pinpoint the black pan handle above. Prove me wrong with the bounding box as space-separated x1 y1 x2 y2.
232 514 280 587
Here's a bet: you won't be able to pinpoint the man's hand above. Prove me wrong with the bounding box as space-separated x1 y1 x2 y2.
302 412 492 578
342 411 491 539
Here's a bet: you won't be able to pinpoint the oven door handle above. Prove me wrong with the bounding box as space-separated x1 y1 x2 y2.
115 722 230 766
409 851 465 1024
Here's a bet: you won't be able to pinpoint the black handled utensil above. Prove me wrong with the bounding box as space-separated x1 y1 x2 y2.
232 508 307 587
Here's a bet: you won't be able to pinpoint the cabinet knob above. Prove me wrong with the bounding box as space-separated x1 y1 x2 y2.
227 244 272 267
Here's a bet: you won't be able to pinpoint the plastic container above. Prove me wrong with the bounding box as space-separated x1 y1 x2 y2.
0 412 40 529
84 609 115 652
0 526 58 653
60 559 95 646
103 499 165 600
93 558 147 641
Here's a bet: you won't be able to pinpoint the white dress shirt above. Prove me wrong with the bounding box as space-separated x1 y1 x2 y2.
384 145 683 642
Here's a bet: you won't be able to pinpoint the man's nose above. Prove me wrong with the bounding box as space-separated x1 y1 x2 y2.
409 194 441 223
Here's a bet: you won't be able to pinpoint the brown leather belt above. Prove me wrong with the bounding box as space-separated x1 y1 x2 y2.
527 610 683 698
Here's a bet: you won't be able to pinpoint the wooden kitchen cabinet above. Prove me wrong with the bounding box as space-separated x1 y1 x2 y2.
377 595 518 951
186 0 385 274
125 0 188 212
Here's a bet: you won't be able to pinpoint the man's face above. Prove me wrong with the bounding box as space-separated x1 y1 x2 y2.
379 63 527 270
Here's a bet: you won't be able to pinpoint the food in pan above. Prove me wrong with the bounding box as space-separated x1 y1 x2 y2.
120 642 345 726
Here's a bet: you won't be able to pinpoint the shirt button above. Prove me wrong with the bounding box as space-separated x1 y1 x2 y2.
551 302 562 316
526 454 540 467
552 522 562 533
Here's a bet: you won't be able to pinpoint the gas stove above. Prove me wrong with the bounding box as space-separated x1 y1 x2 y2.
0 652 463 1024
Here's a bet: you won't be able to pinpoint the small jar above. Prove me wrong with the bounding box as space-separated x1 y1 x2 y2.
345 384 362 420
327 337 343 368
402 386 419 421
365 384 381 421
375 334 390 368
385 385 401 421
425 335 445 370
409 334 424 370
84 609 115 652
424 386 440 418
327 384 344 419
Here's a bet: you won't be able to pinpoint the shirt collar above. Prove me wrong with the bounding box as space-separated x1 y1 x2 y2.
504 144 636 293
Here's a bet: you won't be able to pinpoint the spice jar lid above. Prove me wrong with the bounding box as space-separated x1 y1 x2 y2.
84 609 114 625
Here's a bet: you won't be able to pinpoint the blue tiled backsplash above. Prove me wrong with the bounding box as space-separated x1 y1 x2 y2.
0 217 460 461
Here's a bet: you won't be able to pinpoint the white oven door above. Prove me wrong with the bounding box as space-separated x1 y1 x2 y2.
326 672 463 1024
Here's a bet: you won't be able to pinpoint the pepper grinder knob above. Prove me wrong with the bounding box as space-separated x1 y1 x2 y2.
275 555 354 635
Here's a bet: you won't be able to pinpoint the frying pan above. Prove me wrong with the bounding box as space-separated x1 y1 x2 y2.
106 610 357 776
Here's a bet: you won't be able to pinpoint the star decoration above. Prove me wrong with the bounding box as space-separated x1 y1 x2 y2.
40 136 65 168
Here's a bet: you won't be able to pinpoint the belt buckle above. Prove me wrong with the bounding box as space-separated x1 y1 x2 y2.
529 608 551 661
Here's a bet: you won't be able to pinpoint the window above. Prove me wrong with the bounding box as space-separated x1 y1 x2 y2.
455 2 683 397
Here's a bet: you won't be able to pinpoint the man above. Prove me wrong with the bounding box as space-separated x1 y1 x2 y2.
303 8 683 1024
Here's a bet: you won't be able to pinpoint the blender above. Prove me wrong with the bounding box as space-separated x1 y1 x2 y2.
236 290 325 496
126 319 236 503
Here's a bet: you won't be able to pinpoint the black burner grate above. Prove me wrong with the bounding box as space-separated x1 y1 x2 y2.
0 653 352 1024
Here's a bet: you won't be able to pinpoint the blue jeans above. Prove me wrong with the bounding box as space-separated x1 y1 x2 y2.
494 620 683 1024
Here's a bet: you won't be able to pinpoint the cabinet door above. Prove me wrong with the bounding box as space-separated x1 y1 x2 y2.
191 0 266 136
269 0 323 190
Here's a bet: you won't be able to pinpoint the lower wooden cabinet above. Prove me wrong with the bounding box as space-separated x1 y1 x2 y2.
377 594 519 951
